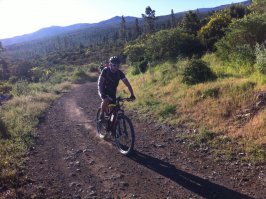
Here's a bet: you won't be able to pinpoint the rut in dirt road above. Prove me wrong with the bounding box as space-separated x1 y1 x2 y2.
18 82 265 199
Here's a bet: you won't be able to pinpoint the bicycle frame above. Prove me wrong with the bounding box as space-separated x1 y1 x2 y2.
107 99 125 134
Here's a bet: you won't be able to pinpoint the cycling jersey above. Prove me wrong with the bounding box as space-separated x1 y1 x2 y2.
98 67 126 101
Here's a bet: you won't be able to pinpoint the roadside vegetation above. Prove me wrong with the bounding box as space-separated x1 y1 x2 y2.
120 0 266 164
0 64 98 187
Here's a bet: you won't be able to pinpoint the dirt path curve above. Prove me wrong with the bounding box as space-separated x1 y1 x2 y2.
18 82 265 199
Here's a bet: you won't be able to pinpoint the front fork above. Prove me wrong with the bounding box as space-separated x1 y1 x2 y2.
110 111 125 136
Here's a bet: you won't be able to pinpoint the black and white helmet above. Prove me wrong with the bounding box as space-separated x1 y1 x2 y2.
109 56 120 65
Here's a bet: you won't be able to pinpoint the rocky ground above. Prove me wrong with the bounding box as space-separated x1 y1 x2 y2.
5 82 266 198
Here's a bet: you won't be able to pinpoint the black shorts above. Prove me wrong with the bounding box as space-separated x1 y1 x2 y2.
103 93 116 104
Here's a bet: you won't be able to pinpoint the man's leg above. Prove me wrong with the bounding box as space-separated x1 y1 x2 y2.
100 98 109 120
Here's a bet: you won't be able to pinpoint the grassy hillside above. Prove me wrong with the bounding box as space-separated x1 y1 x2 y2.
118 0 266 164
119 56 266 164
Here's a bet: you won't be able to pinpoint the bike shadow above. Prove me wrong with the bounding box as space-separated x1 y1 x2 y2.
129 150 254 199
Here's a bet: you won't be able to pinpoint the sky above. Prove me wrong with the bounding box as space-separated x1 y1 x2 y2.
0 0 245 39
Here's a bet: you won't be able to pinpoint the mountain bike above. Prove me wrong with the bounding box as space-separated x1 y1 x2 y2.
96 97 135 155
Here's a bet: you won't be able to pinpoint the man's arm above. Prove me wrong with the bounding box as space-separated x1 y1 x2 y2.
122 78 135 99
98 75 106 98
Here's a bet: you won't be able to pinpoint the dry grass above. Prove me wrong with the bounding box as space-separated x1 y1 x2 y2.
0 81 73 187
53 81 74 92
121 60 266 163
233 110 266 144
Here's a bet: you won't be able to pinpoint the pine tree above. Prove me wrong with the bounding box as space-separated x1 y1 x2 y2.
119 15 127 42
142 6 157 34
0 42 9 80
134 18 141 38
171 9 176 28
180 11 201 35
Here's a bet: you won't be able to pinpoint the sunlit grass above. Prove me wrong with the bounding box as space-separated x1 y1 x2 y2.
0 94 56 185
0 81 74 187
120 55 266 164
0 63 96 189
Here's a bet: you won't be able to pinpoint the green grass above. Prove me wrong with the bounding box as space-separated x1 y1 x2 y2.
0 85 60 186
158 104 176 117
0 63 97 188
121 54 266 164
195 127 216 145
244 144 266 164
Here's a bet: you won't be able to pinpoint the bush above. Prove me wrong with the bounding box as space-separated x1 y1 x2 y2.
255 43 266 74
130 60 148 75
216 13 266 67
71 69 91 84
124 43 145 63
0 83 12 93
138 60 148 73
8 76 18 84
11 81 31 96
0 117 9 139
182 59 217 85
124 28 204 64
198 12 231 50
130 65 141 75
144 29 204 61
87 63 99 73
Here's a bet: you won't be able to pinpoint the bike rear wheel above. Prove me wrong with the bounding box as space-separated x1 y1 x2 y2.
96 108 108 139
114 115 135 155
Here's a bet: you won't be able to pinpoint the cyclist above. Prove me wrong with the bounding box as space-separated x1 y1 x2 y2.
98 56 135 120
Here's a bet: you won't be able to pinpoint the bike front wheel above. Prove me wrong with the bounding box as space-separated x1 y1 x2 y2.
114 115 135 155
96 108 108 139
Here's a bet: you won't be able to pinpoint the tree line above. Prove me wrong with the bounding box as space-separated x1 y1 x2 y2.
124 1 266 75
1 1 260 83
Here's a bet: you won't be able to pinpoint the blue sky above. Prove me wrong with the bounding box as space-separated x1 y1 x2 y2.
0 0 245 39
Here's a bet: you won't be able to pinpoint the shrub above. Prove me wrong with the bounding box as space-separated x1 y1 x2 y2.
0 83 12 93
71 69 91 84
145 29 204 61
0 117 9 139
124 28 204 64
130 65 141 75
129 60 149 75
87 63 99 73
11 81 31 96
138 60 148 73
182 59 217 85
8 76 18 84
124 43 145 63
255 43 266 74
198 11 231 50
216 13 266 67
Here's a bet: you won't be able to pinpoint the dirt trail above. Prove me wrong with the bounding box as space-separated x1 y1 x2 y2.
16 82 265 199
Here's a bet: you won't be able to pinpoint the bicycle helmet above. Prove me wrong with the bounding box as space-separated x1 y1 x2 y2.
109 56 120 65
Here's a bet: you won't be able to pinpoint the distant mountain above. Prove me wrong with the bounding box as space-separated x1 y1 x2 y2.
197 0 251 13
0 0 250 48
1 16 137 47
